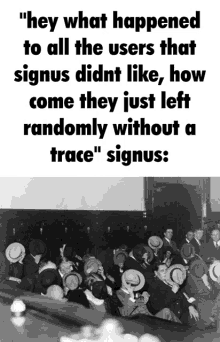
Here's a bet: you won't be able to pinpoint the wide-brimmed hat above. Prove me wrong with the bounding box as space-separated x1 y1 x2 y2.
166 264 187 286
84 258 102 276
190 259 208 278
148 236 163 250
63 272 83 290
38 269 61 293
180 243 195 260
29 239 47 256
39 261 57 274
5 242 25 263
133 244 154 263
122 269 145 292
113 250 128 266
209 261 220 282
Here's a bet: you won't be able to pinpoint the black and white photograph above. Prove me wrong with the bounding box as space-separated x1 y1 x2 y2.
1 177 220 341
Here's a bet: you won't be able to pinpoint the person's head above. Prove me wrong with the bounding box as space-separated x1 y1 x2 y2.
155 264 168 281
39 269 60 294
46 285 66 302
133 244 153 265
85 274 108 300
211 229 220 242
59 260 74 275
186 231 194 241
194 229 203 241
164 229 173 240
29 239 46 257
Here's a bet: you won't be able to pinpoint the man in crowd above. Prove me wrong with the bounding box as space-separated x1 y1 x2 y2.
190 229 203 256
162 228 179 253
201 229 220 262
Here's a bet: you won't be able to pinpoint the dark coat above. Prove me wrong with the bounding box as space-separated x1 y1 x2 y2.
23 254 39 277
162 238 178 252
200 240 220 262
146 275 190 322
0 251 10 283
190 238 203 256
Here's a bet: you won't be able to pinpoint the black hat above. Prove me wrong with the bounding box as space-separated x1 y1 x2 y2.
38 269 60 293
29 239 47 256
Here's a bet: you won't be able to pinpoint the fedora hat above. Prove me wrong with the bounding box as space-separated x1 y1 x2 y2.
180 243 195 260
122 269 145 292
209 260 220 282
63 272 83 290
39 261 57 274
166 264 186 286
190 259 208 278
148 236 163 250
38 269 61 293
29 239 47 256
133 244 154 263
84 258 102 276
5 242 25 263
113 250 128 266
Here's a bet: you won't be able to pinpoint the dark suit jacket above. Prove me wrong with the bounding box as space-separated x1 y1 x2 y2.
146 275 190 319
162 238 178 252
23 254 39 277
200 240 220 262
0 251 10 283
190 238 203 256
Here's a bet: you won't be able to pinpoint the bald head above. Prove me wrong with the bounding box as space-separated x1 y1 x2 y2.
46 285 66 302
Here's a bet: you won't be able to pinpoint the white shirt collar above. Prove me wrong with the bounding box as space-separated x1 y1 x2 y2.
58 270 64 278
121 288 130 295
186 239 190 243
194 238 201 246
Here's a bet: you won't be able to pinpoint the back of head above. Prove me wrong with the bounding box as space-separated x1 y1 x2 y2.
39 269 60 294
132 244 147 263
29 239 46 257
85 274 108 300
46 285 65 301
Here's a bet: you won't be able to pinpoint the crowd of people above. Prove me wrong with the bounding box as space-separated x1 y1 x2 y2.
1 226 220 330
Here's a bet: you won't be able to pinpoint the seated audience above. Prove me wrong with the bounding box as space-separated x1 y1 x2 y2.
146 263 199 324
23 239 46 276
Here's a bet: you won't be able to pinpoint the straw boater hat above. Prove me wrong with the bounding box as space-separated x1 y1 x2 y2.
63 272 83 290
122 269 145 292
84 257 102 276
5 242 25 263
166 264 187 286
180 243 195 260
148 236 163 250
113 250 128 266
190 259 208 278
209 260 220 282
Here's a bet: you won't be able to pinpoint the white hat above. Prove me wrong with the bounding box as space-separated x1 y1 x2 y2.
209 261 220 282
166 264 187 286
148 236 163 250
5 243 25 263
122 269 145 292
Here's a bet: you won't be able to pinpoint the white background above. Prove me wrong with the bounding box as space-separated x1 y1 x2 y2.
0 0 219 176
0 177 144 210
